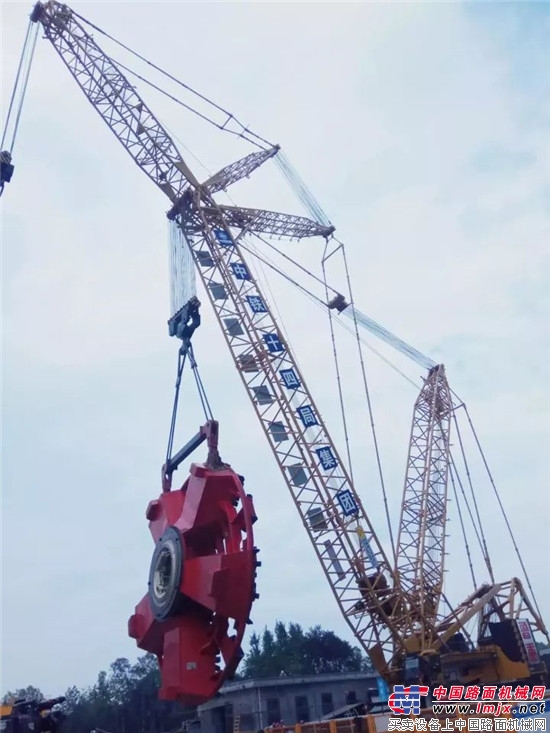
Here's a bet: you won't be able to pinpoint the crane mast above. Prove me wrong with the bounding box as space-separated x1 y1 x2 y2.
395 364 453 644
29 0 419 674
169 190 412 666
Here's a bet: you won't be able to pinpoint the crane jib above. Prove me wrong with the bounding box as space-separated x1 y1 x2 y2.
27 0 415 671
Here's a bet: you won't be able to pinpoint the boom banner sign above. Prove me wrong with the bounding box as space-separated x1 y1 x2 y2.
515 619 540 666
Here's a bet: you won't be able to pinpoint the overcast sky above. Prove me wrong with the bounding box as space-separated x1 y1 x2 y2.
1 0 549 698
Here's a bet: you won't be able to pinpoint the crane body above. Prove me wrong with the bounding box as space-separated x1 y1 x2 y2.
2 0 545 705
28 0 419 683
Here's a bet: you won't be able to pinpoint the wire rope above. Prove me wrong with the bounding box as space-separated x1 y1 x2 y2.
338 238 396 562
72 9 273 150
462 404 547 625
321 251 355 481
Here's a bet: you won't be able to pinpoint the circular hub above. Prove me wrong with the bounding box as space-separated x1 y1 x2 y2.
152 546 174 602
129 466 258 704
148 526 184 621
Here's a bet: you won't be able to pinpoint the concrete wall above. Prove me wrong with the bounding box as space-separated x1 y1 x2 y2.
198 673 378 733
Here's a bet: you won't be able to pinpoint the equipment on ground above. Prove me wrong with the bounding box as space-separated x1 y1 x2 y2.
0 697 66 733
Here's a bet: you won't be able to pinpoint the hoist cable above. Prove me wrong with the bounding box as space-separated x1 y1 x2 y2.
188 344 214 423
244 237 294 348
72 5 431 382
166 349 188 467
168 125 214 180
10 25 38 152
166 122 304 351
448 449 488 574
321 252 355 482
165 344 214 467
253 229 433 376
72 9 274 150
112 58 267 151
461 403 546 625
1 21 31 150
254 232 339 298
240 235 420 389
1 20 38 152
449 462 478 589
337 237 396 563
273 150 332 228
452 409 495 583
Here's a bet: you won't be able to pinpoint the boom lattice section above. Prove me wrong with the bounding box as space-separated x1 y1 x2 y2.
395 364 453 642
32 0 417 671
31 1 198 201
203 147 280 194
172 189 415 667
204 204 335 239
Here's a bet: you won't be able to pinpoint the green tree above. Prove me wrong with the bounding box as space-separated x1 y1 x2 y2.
62 686 81 714
302 626 364 674
87 670 115 732
285 622 308 675
109 657 134 706
3 653 196 733
241 622 370 678
2 686 44 704
243 633 263 678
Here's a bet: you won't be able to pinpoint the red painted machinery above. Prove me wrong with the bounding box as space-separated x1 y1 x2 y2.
128 420 259 705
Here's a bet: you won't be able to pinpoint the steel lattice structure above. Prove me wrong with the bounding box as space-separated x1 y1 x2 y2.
202 147 280 195
173 189 417 668
30 0 549 687
434 578 546 678
31 0 418 674
395 364 453 642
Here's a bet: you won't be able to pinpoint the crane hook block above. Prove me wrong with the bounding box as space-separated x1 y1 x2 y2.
168 296 201 341
128 462 259 705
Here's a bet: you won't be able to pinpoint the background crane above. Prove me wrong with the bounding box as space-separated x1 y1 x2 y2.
395 364 454 640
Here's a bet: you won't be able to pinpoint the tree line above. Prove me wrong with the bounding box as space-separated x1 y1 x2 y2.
2 622 371 733
242 621 371 678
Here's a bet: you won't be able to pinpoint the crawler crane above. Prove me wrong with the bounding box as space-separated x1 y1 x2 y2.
3 0 548 706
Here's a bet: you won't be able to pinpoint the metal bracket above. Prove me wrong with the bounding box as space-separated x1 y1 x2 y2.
0 151 14 188
168 295 201 342
328 293 348 313
162 419 227 491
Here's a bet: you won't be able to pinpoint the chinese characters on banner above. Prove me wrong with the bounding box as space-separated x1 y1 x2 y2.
516 619 540 666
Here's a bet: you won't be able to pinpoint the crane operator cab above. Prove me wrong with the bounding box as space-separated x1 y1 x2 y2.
402 651 443 688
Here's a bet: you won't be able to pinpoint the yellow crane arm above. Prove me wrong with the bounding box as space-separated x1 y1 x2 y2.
30 0 418 675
